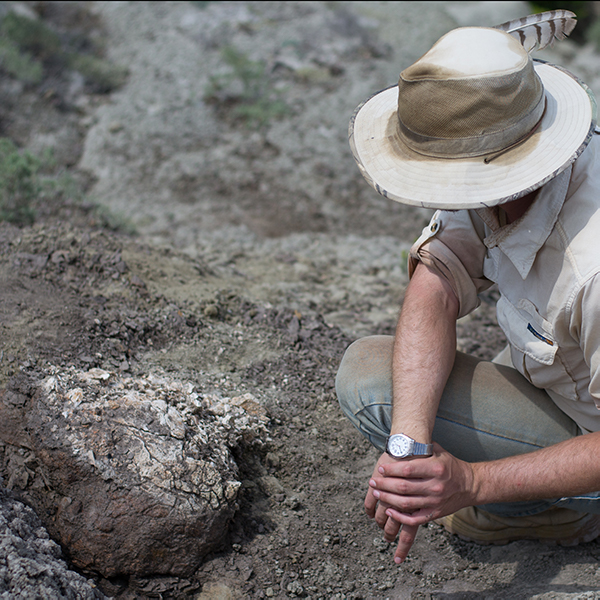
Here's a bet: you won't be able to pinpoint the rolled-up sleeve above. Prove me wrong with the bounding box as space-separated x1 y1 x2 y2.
409 210 492 318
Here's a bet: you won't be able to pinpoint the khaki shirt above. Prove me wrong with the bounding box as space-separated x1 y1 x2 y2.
409 134 600 433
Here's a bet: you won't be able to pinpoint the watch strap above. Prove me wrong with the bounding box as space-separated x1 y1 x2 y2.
412 441 433 456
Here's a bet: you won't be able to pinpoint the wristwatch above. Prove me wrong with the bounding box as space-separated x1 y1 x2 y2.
385 433 433 459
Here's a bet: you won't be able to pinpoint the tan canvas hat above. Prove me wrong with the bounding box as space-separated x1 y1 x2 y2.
349 26 597 209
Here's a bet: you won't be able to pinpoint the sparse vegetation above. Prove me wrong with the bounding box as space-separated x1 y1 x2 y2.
90 204 137 234
0 9 127 92
67 53 128 93
0 139 134 232
0 7 132 230
0 37 43 83
0 139 41 226
204 46 290 129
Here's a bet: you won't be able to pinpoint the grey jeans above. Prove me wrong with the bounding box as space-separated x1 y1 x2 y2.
336 335 600 517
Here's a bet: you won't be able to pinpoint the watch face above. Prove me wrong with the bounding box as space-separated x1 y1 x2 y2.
387 434 411 458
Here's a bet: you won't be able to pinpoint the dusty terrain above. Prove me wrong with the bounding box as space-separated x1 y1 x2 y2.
3 1 600 598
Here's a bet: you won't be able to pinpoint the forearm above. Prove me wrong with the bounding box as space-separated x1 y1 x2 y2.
472 431 600 505
391 262 459 442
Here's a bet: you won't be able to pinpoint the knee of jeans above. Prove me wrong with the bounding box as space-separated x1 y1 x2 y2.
336 350 357 420
335 336 392 418
336 339 367 416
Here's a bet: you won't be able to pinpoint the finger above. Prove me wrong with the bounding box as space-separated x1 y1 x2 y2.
394 524 419 564
386 506 434 527
375 500 391 530
365 458 389 517
383 514 401 542
370 475 422 497
378 457 436 479
372 489 425 513
364 487 378 518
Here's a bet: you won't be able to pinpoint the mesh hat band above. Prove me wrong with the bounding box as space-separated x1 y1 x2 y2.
397 59 545 158
397 91 545 158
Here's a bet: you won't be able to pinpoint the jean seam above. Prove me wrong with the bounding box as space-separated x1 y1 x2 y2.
436 416 544 450
352 402 391 418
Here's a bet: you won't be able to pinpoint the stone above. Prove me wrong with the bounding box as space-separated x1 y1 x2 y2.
257 475 285 497
0 369 269 578
196 582 238 600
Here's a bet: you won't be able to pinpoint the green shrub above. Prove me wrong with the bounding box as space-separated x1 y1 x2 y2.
0 10 127 92
0 12 61 59
0 38 43 83
205 46 290 129
586 17 600 50
0 139 41 226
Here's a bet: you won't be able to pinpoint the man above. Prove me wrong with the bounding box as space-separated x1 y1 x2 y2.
336 16 600 566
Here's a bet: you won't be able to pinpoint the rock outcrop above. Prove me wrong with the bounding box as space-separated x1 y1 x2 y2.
0 369 269 577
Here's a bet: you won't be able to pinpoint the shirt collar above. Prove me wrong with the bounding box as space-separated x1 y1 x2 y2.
475 167 571 279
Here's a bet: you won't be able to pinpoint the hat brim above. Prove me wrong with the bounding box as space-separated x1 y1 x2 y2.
349 62 597 209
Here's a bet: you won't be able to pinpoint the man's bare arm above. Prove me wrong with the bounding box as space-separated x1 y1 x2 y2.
474 431 600 503
390 261 459 441
369 267 600 527
364 260 459 563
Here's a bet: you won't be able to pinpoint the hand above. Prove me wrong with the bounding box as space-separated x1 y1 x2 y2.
364 453 421 564
365 453 402 539
370 443 475 524
368 444 475 562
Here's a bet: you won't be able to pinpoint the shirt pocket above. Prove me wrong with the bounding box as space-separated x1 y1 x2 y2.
496 295 577 400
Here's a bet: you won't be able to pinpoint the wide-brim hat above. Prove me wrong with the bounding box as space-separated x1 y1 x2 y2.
349 26 597 210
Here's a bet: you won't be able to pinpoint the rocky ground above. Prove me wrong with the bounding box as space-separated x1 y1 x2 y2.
3 1 600 598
